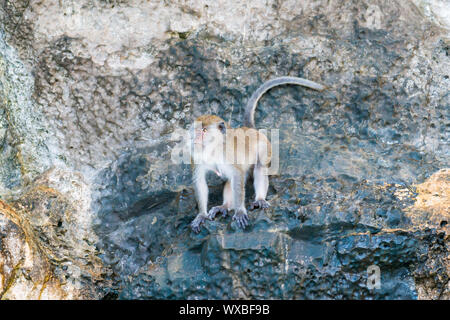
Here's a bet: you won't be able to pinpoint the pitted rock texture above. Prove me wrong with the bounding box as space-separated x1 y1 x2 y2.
0 0 449 299
0 172 105 299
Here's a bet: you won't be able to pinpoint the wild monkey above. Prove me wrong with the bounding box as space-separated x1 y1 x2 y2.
190 77 325 233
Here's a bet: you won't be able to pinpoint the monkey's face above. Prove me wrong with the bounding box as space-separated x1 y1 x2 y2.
192 115 227 148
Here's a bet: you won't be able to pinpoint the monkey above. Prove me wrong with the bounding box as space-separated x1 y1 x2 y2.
189 76 325 233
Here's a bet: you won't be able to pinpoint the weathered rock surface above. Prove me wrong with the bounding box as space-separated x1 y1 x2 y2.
0 0 448 299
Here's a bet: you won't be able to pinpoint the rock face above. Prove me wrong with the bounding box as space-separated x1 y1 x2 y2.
0 0 448 299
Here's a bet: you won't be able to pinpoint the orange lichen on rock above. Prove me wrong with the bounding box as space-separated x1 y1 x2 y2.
404 168 449 232
0 200 64 299
0 171 105 299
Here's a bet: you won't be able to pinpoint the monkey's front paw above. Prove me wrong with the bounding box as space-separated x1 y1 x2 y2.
250 199 270 210
207 206 228 220
232 210 249 229
190 214 208 233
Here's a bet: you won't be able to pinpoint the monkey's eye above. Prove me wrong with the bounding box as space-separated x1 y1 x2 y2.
202 128 207 133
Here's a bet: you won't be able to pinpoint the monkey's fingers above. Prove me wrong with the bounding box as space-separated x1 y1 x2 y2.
190 215 207 233
207 206 228 220
250 200 270 210
232 211 249 229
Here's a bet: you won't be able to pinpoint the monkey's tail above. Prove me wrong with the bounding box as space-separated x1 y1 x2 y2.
243 76 325 128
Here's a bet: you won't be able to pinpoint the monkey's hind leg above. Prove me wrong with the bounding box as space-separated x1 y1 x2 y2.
207 180 232 220
230 171 249 229
250 165 270 210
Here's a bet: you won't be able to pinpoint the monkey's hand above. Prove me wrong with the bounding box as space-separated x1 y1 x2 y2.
207 205 228 220
232 209 249 229
250 199 270 210
190 214 208 233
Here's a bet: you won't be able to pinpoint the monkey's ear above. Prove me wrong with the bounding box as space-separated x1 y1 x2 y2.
218 122 226 133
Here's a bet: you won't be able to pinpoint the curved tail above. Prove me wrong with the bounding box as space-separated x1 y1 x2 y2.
244 76 325 128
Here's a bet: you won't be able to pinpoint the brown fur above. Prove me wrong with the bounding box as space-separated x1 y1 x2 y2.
194 116 272 170
195 115 230 129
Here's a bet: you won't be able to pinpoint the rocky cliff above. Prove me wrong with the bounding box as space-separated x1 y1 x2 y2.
0 0 448 299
